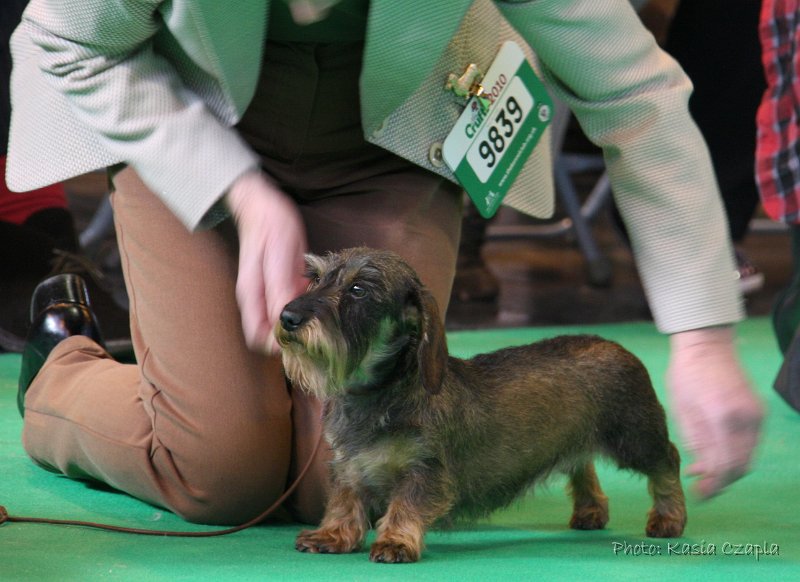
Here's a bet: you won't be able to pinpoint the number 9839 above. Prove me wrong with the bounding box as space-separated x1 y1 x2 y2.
466 78 533 182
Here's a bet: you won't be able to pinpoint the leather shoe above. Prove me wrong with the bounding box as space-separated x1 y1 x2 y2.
17 274 105 416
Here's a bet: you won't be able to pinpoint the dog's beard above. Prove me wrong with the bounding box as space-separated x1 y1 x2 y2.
279 317 350 399
280 316 409 398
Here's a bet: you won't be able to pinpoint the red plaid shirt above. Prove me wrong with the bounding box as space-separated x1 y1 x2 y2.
756 0 800 223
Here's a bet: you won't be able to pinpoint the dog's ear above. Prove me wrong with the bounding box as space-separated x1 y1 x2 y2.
410 287 448 395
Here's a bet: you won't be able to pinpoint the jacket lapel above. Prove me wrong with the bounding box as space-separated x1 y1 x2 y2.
361 0 472 134
160 0 268 114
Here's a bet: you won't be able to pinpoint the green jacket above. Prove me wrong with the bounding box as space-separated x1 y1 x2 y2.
5 0 743 333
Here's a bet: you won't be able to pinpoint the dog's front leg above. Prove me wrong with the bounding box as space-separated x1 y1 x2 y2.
370 470 455 563
296 484 368 554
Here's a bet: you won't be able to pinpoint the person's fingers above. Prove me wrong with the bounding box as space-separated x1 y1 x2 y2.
263 241 306 354
671 387 763 499
679 414 723 498
236 238 270 349
709 410 760 491
226 171 308 353
666 332 764 499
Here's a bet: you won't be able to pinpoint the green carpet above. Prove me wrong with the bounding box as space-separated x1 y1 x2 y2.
1 318 798 581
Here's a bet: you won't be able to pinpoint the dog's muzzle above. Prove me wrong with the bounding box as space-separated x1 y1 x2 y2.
279 308 306 332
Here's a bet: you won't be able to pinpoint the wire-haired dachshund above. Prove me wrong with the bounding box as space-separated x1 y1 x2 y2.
276 247 686 563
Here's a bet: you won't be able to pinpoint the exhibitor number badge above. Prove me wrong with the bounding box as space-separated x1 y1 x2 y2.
443 41 553 218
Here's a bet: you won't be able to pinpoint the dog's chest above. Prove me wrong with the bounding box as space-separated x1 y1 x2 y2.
336 436 425 490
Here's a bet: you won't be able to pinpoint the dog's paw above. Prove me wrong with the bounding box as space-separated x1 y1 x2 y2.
369 540 420 563
569 504 609 531
295 528 362 554
645 509 687 538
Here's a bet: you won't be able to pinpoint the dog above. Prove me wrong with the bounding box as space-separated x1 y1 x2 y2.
275 247 687 563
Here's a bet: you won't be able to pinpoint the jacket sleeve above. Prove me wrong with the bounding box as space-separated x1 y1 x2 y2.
16 0 260 230
497 0 743 333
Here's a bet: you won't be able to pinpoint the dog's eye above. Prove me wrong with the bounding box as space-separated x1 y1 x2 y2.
349 284 367 298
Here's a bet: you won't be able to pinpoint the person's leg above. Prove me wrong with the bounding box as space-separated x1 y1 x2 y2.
774 329 800 412
774 226 800 412
21 37 463 527
661 1 765 293
773 225 800 353
21 167 297 525
664 0 764 245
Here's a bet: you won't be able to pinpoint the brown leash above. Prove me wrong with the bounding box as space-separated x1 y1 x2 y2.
0 432 323 537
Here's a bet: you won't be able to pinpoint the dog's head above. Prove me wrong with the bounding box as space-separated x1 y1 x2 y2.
275 247 448 399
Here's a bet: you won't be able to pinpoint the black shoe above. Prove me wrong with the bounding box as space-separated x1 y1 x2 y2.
1 248 131 355
17 274 105 417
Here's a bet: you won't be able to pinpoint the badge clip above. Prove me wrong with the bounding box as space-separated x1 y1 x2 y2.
445 64 491 112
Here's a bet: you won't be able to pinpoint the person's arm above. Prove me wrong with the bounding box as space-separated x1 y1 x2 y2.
498 0 762 497
19 0 259 230
21 1 307 348
499 0 740 333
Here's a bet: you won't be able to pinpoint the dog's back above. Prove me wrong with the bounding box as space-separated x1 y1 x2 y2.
433 335 671 519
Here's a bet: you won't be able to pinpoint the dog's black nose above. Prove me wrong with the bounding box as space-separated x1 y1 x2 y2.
280 309 305 332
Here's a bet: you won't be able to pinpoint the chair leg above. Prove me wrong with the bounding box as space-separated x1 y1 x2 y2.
553 160 612 287
78 194 115 252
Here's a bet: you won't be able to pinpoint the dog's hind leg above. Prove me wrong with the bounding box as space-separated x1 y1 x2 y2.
642 442 687 538
607 427 687 538
567 461 610 530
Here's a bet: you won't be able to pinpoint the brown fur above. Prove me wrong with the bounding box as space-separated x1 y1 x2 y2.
276 247 687 563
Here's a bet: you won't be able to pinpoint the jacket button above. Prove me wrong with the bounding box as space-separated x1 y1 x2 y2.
372 119 388 139
428 142 445 167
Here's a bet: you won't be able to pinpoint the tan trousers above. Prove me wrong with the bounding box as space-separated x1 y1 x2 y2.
20 42 463 525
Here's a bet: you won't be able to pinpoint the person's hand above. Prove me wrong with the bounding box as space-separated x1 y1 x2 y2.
226 170 308 353
667 326 764 499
